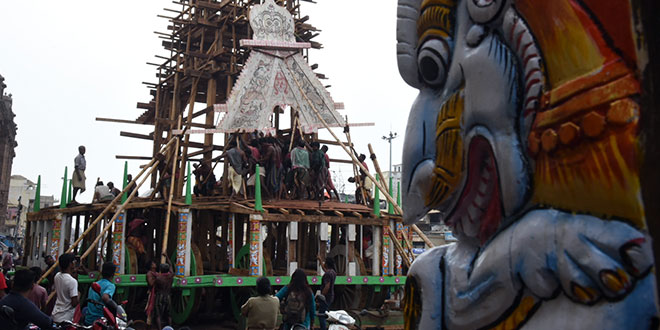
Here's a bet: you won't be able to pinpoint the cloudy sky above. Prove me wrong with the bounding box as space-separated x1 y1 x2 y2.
0 0 418 202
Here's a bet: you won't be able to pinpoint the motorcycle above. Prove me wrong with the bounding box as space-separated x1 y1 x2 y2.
86 282 133 330
317 310 360 330
0 305 90 330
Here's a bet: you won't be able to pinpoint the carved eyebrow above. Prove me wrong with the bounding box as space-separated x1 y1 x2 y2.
417 0 457 44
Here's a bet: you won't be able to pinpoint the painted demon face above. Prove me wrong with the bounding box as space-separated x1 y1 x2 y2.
397 0 542 243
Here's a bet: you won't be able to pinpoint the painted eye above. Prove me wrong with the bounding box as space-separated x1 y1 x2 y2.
417 39 449 87
467 0 504 24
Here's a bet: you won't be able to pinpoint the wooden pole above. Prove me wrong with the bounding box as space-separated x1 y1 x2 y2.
80 160 162 261
345 127 367 205
286 68 435 250
387 226 412 268
45 158 164 305
177 77 200 196
162 119 182 264
367 144 417 252
38 137 176 284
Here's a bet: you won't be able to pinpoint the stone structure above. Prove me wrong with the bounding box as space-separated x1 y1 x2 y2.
7 175 53 238
0 75 17 233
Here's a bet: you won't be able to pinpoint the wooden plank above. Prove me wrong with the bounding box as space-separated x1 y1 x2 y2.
329 158 354 164
120 131 224 150
260 213 387 226
333 210 344 217
115 155 153 160
96 117 149 125
317 139 352 147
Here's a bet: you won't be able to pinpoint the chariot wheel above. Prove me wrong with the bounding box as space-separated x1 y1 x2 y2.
170 243 203 324
230 244 265 323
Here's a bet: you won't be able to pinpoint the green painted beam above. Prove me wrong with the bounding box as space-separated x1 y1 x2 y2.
78 273 406 288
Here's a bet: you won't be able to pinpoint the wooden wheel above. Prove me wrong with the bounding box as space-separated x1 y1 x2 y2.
171 243 204 324
230 244 265 323
333 284 363 310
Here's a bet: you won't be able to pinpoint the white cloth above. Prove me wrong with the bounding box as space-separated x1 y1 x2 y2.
74 154 86 171
95 185 114 201
52 272 79 323
246 166 266 186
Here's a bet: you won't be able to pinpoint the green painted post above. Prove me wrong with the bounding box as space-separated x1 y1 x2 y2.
397 181 401 207
254 164 264 211
60 167 68 209
33 175 41 212
121 161 128 204
67 180 72 204
185 162 192 205
373 174 380 217
388 176 394 214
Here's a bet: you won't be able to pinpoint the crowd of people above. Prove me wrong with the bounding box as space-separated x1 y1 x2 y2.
73 133 375 205
241 258 337 330
0 250 337 330
0 252 177 330
223 134 348 202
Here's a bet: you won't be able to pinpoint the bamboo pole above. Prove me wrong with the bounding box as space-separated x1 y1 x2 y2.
367 144 417 253
285 68 435 250
387 226 412 268
38 137 176 285
345 126 367 205
162 116 183 264
45 157 165 304
178 77 200 196
80 160 162 261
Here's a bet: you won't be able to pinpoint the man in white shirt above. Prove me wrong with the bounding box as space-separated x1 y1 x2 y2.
52 253 79 323
72 146 86 203
93 181 114 203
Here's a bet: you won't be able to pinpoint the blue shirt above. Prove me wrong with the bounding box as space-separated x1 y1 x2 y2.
0 292 55 330
85 278 116 325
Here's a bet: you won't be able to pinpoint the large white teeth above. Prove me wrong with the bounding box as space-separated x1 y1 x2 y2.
478 180 488 195
474 193 485 207
468 204 480 221
482 167 491 180
462 216 479 236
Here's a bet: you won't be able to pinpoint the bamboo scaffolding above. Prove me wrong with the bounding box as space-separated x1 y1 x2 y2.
286 67 435 251
38 137 176 287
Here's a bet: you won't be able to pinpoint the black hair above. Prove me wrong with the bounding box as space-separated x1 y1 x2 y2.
325 257 335 270
359 154 366 161
159 263 170 273
297 140 306 148
97 181 104 186
107 182 114 188
256 276 272 296
29 266 42 280
311 141 320 149
59 253 76 271
288 268 312 302
321 145 328 152
7 247 12 253
12 269 35 293
101 261 116 279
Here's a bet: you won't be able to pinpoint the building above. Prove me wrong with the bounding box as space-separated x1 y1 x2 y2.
382 163 402 202
0 75 17 232
7 175 55 237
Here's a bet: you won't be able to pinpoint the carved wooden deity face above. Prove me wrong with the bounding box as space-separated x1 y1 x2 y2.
397 0 647 244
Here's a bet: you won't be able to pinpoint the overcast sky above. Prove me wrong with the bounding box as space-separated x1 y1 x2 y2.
0 0 417 202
